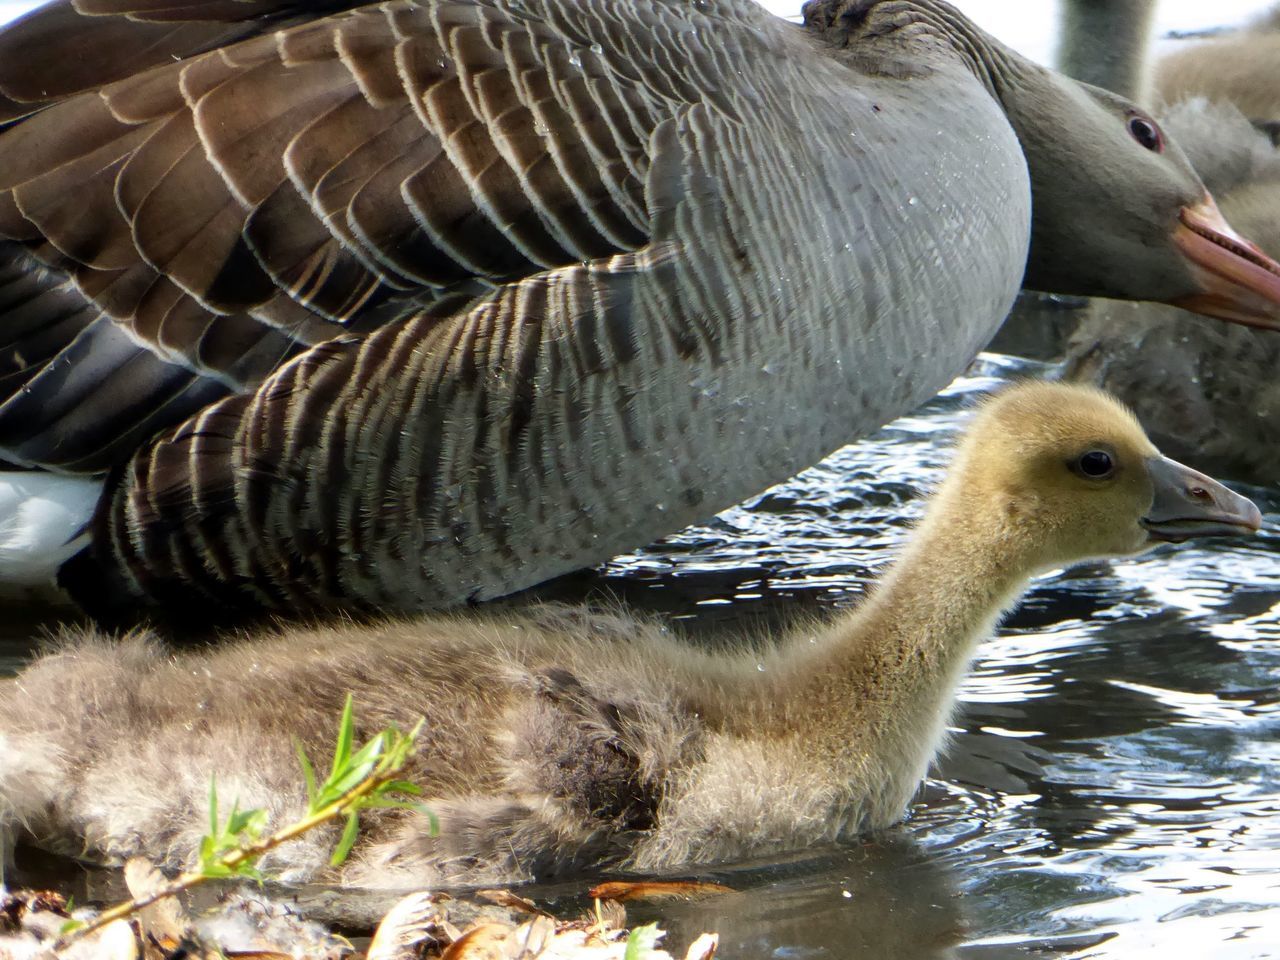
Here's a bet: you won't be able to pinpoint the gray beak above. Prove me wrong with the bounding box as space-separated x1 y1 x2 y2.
1142 456 1263 543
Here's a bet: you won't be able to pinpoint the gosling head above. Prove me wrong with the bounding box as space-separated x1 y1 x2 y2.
946 382 1262 571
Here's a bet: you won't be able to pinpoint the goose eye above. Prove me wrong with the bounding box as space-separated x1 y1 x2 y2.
1075 450 1115 479
1127 115 1164 153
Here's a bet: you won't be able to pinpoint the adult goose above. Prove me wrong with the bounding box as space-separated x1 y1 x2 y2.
0 0 1278 621
1065 108 1280 485
0 382 1260 885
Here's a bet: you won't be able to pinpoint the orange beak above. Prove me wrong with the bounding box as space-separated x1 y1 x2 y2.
1171 196 1280 330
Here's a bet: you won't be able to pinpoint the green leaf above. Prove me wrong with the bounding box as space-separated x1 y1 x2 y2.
419 804 440 837
330 694 355 778
59 919 85 936
361 798 428 811
383 780 423 796
347 733 388 771
624 923 662 960
225 802 266 840
295 739 318 809
245 807 268 837
208 776 219 839
322 757 381 802
330 811 361 866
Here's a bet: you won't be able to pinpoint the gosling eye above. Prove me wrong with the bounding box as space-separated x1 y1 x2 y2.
1127 114 1164 153
1073 449 1116 480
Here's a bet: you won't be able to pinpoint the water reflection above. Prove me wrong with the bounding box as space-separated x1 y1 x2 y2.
4 353 1280 957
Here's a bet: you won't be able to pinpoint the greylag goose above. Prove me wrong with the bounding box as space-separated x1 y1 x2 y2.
0 382 1261 886
0 0 1278 622
1065 46 1280 485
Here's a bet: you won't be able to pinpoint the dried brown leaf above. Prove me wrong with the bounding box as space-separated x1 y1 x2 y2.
474 891 553 919
510 915 557 955
140 931 179 960
587 881 734 904
124 857 189 947
0 889 68 932
366 891 445 960
438 922 511 960
683 933 719 960
59 918 139 960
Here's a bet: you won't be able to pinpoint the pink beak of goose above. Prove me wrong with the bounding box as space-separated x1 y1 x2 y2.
1174 196 1280 329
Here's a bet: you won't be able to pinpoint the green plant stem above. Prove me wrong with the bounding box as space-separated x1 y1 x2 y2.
55 764 405 951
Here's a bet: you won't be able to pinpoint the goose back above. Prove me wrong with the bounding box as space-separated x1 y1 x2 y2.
0 0 1029 615
7 0 1267 620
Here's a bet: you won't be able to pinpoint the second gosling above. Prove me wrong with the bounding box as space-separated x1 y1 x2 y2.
0 383 1260 888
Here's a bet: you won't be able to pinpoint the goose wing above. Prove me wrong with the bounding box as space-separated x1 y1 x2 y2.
0 0 744 472
0 0 373 125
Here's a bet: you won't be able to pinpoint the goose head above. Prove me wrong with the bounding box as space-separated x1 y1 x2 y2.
944 383 1262 570
1009 74 1280 329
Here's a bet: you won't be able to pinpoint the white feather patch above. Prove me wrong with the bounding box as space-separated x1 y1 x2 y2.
0 471 102 583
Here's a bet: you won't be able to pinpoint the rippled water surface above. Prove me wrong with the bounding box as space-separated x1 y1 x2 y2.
5 353 1280 957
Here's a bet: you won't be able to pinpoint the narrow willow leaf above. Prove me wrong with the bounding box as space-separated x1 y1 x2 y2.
384 780 423 796
419 804 440 837
362 798 428 811
324 761 379 801
331 811 361 866
226 803 266 839
208 776 219 839
331 694 355 776
296 739 318 809
225 798 246 834
344 734 387 774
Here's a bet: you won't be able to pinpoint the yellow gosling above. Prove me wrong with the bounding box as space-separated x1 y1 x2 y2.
0 382 1260 888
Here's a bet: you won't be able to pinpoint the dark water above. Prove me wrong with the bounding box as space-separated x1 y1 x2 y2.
4 353 1279 958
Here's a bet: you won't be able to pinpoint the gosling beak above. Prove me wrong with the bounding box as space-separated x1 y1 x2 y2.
1171 196 1280 330
1142 455 1263 543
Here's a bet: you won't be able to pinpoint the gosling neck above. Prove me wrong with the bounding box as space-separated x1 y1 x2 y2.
754 482 1041 793
800 0 1032 103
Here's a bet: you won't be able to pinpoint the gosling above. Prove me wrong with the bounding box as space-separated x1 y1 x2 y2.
0 383 1260 889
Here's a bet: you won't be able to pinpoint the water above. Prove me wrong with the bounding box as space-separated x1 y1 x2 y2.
5 353 1280 957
